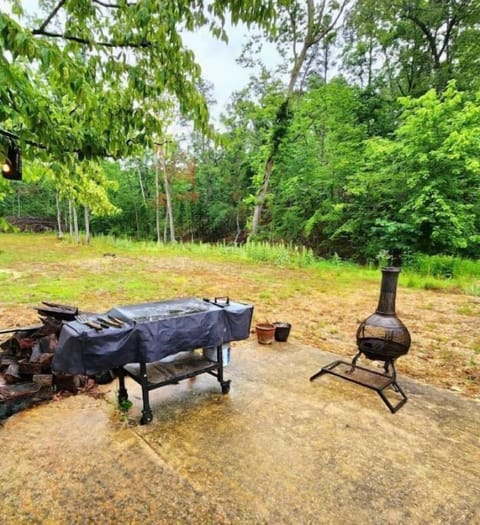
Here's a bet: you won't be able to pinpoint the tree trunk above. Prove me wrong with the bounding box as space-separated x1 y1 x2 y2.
68 200 73 236
84 205 90 244
125 171 140 237
251 156 274 235
72 204 79 244
138 164 147 207
160 145 175 243
249 0 348 236
234 210 242 245
164 208 168 243
155 150 161 244
55 191 64 239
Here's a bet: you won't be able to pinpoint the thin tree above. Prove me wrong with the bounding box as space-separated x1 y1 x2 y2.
159 143 176 243
84 205 90 244
250 0 350 235
55 190 63 239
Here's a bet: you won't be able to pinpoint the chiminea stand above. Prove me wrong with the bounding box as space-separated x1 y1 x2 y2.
310 354 408 414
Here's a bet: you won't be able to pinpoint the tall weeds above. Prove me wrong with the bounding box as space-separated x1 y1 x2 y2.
22 233 480 296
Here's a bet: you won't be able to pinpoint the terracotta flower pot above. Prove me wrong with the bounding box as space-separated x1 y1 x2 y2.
255 323 275 344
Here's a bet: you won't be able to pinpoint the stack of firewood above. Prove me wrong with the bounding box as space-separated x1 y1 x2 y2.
0 302 110 421
1 316 62 388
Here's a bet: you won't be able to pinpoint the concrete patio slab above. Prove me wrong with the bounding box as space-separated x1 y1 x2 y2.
1 339 479 524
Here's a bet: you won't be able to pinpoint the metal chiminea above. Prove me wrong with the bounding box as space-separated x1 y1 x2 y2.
355 267 411 364
310 267 411 413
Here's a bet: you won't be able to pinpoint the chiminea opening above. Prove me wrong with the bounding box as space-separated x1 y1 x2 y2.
310 267 412 413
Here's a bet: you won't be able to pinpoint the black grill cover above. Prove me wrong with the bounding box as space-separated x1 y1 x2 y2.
53 298 253 375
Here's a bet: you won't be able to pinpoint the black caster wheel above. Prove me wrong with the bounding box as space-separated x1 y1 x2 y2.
118 393 129 404
140 413 153 425
221 381 231 394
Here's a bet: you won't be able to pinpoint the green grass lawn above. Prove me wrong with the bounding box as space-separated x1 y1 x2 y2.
1 232 479 399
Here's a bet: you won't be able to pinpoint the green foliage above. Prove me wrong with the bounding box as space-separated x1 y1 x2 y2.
2 1 480 265
0 217 17 232
241 241 316 267
393 84 480 254
405 254 480 280
339 82 480 260
118 399 133 413
345 0 480 96
0 0 278 220
266 77 366 253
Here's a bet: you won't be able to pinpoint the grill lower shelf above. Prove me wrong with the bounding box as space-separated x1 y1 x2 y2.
124 354 217 386
116 348 231 425
323 361 394 389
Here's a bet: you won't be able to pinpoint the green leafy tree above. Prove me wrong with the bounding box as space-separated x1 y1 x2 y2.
342 82 480 259
1 0 278 150
344 0 480 97
190 85 270 242
246 0 351 236
1 0 282 233
270 77 366 252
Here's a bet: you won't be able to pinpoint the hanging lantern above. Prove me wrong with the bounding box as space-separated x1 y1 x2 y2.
1 130 22 181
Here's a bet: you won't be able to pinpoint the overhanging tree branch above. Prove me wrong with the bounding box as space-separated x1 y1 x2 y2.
92 0 137 7
31 29 152 49
37 0 67 33
404 12 441 66
438 15 458 59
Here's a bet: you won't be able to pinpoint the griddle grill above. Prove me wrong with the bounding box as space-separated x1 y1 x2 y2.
54 297 253 424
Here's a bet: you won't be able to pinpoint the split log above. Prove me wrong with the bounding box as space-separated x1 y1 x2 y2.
4 363 21 384
37 353 54 369
18 359 43 375
1 357 15 371
32 374 53 387
38 334 58 353
0 333 35 358
53 373 79 394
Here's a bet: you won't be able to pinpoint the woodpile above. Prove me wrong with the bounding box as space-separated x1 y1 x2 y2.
0 302 112 422
6 216 57 232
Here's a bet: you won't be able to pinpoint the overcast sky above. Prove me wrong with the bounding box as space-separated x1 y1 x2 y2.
183 26 246 112
182 24 282 120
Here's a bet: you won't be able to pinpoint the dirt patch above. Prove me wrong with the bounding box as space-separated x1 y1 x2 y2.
1 252 479 400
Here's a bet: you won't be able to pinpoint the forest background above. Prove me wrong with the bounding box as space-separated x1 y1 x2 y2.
1 0 480 267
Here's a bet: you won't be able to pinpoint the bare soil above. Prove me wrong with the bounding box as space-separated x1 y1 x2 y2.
1 252 479 400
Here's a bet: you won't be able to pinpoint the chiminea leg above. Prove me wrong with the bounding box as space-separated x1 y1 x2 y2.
348 351 362 374
388 360 402 392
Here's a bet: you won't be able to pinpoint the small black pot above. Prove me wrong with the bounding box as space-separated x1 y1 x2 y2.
273 322 291 342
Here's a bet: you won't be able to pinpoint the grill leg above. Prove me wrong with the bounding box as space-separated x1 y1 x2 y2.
216 345 231 394
139 362 153 425
116 367 129 403
378 381 408 413
386 359 402 393
310 357 408 413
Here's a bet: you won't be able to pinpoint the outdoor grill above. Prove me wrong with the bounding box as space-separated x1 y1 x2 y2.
310 267 411 413
53 297 254 424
